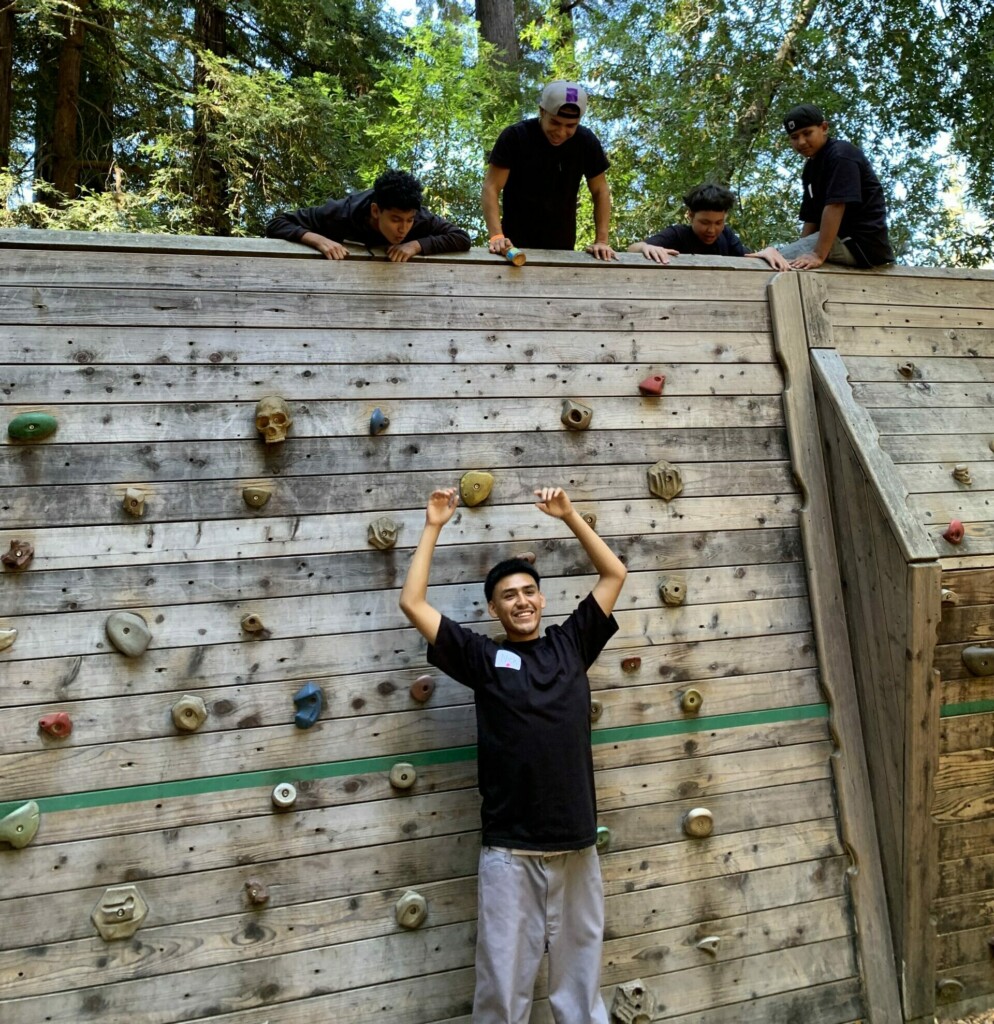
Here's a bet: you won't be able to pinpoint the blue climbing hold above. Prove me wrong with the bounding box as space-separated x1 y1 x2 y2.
293 681 324 729
369 408 390 435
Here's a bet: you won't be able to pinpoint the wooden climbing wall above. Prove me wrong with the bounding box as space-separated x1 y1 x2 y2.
798 266 994 1023
0 232 882 1024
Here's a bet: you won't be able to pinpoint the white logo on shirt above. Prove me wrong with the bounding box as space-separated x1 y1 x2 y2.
494 650 522 670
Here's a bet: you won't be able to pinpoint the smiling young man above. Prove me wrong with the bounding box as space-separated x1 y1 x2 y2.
399 485 627 1024
482 81 616 260
777 104 894 269
265 169 471 262
628 182 789 269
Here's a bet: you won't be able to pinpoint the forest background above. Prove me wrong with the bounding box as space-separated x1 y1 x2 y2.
2 0 992 265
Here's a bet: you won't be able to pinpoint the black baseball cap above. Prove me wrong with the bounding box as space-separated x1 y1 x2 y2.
783 104 826 133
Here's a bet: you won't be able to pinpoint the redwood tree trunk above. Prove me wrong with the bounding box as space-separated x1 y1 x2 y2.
0 4 14 170
192 0 230 235
476 0 519 63
49 0 90 200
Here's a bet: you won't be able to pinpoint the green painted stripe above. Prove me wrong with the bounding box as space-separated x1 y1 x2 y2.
940 699 994 718
0 703 828 818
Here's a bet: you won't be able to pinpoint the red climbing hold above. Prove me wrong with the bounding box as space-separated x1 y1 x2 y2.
638 374 666 396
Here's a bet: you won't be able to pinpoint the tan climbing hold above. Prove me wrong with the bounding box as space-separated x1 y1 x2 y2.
659 577 686 607
243 486 272 509
460 470 494 507
683 807 714 838
696 935 720 955
952 464 972 486
409 675 435 703
271 782 298 809
681 689 703 714
245 879 270 906
368 516 400 550
255 395 292 443
91 885 148 941
581 512 597 529
1 539 34 570
610 979 655 1024
105 611 152 657
122 487 147 517
561 399 593 431
0 628 17 652
241 613 266 634
590 699 603 723
171 694 208 732
0 801 40 849
647 460 683 502
395 890 428 929
389 762 417 790
897 361 916 379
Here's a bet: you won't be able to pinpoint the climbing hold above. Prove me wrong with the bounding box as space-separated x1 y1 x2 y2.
504 247 527 267
621 656 641 673
952 464 973 486
369 408 390 435
897 361 916 379
272 782 298 809
39 712 72 738
683 808 714 838
122 487 147 517
0 628 17 652
963 646 994 676
410 675 435 703
172 694 208 732
255 395 292 444
242 486 272 509
590 699 603 723
245 879 270 906
293 681 324 728
8 412 58 442
389 762 417 790
936 978 965 1002
105 611 152 657
241 613 266 634
942 519 965 544
647 460 683 502
515 550 537 564
696 936 720 956
0 801 41 849
395 890 428 929
460 470 494 507
638 374 666 397
581 512 597 529
561 399 593 431
91 885 148 941
595 825 611 853
2 539 34 571
368 516 400 550
610 979 655 1024
941 588 959 605
659 577 686 607
681 689 703 714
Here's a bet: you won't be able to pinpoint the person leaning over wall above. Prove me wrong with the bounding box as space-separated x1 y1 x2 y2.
265 169 471 263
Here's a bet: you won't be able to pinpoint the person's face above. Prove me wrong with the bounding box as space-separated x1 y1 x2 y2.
788 122 830 158
370 203 417 244
488 572 546 641
687 210 727 245
538 108 581 146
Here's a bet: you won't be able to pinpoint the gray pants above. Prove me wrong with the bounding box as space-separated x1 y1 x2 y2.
778 231 858 266
473 845 610 1024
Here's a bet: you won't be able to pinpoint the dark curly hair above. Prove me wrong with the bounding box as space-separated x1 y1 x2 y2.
372 169 424 211
683 182 736 213
484 558 541 602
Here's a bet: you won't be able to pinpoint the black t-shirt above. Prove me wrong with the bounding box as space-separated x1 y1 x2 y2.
644 223 748 256
489 118 610 250
427 593 618 850
799 138 894 267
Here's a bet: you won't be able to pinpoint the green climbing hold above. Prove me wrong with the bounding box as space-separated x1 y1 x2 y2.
8 413 58 442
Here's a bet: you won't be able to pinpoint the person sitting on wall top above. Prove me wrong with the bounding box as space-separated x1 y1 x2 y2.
265 169 471 263
776 104 895 270
482 80 617 261
628 182 790 269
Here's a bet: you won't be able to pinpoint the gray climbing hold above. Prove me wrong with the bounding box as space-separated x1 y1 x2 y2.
105 612 152 657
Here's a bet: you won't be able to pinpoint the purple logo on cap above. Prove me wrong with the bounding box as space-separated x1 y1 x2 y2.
566 87 578 103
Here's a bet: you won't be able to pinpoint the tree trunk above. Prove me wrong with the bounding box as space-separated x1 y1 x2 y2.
714 0 821 182
476 0 519 63
0 4 14 170
48 0 91 201
192 0 230 235
77 2 117 194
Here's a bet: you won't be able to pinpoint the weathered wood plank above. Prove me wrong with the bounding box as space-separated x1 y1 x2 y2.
938 817 994 862
0 286 773 331
0 325 779 366
940 568 994 605
901 464 994 494
1 360 785 405
6 525 802 617
933 781 994 825
882 433 994 464
934 886 994 934
0 780 838 945
826 302 994 330
938 604 994 644
1 460 797 530
853 381 994 409
834 326 994 359
1 249 775 301
770 270 902 1023
0 495 802 574
846 355 994 384
937 748 994 793
871 407 994 436
825 275 994 312
937 925 994 973
940 712 994 756
0 394 785 443
911 491 994 526
0 427 791 489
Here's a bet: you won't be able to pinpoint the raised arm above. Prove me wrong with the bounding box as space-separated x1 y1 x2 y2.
399 488 459 643
482 164 513 255
534 486 627 616
585 173 616 261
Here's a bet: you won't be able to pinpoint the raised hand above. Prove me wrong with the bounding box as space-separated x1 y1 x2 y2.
534 486 573 519
426 487 459 527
